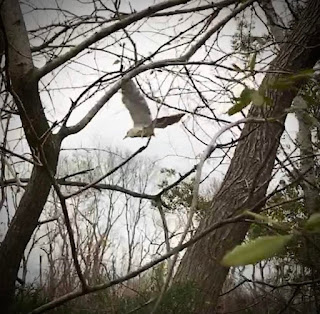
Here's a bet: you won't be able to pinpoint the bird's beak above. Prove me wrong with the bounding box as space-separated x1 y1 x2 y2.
123 135 127 139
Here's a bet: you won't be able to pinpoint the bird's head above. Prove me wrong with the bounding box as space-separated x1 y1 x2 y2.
124 127 154 138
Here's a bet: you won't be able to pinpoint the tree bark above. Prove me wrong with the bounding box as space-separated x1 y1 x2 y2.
295 95 320 309
295 96 319 214
174 1 320 312
0 0 61 311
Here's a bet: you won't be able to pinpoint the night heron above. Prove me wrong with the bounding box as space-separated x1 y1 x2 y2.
121 79 184 138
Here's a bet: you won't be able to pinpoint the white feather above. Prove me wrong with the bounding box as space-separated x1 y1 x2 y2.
121 80 152 128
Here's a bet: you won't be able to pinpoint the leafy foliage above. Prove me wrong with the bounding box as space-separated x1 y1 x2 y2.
304 213 320 233
221 235 293 267
11 286 50 314
157 168 211 220
228 87 266 115
231 18 269 54
13 282 201 314
247 184 305 240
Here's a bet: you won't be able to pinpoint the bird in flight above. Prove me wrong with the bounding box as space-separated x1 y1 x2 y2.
121 79 184 138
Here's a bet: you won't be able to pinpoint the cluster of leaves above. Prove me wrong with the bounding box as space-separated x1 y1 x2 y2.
156 168 211 220
228 86 268 115
229 18 316 118
228 69 315 116
153 282 202 314
221 183 320 267
298 78 320 132
231 19 269 57
11 286 50 314
248 185 305 239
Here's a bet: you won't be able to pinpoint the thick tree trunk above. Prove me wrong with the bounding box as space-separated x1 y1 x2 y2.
0 0 61 311
174 1 320 312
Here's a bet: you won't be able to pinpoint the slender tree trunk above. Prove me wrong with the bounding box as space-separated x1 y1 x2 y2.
0 0 61 311
295 95 320 311
175 1 320 312
295 95 319 214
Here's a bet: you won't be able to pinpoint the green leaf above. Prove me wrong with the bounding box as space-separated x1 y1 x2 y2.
250 90 265 106
269 69 314 90
221 235 292 267
245 211 276 224
249 52 257 72
232 63 243 72
245 210 290 231
228 87 252 115
269 77 293 90
304 213 320 232
290 69 314 80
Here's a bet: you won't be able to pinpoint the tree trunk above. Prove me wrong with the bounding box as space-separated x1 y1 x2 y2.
174 1 320 312
0 0 61 311
295 95 319 214
295 96 320 310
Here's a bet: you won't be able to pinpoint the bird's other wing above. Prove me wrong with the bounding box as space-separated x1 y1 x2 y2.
153 113 184 129
121 79 152 127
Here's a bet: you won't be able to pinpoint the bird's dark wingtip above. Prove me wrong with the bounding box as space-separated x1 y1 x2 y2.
154 113 185 129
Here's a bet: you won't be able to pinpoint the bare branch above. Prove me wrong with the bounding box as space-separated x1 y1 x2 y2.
64 140 151 199
30 214 244 313
61 0 256 137
34 0 192 79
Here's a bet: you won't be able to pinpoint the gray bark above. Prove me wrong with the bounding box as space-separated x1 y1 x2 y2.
174 1 320 312
295 96 319 214
295 94 320 310
0 0 61 311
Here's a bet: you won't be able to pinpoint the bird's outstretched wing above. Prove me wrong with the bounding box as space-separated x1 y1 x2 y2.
153 113 184 129
121 79 152 127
